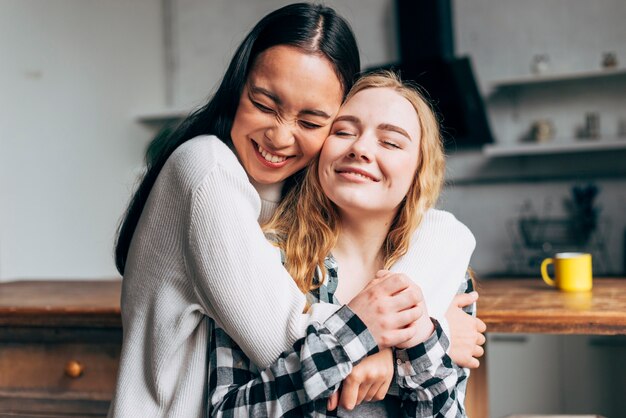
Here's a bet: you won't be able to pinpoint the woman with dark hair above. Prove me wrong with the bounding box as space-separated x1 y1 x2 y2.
109 4 422 417
108 3 484 417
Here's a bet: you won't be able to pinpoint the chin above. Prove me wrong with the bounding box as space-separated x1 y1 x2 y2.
250 168 294 185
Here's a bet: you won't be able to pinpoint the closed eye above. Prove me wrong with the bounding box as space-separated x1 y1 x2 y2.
335 130 356 137
299 120 323 130
252 100 275 114
382 140 401 149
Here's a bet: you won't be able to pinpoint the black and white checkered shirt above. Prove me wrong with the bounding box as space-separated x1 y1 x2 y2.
207 254 472 417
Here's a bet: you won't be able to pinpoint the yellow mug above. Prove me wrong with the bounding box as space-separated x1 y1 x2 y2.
541 252 593 292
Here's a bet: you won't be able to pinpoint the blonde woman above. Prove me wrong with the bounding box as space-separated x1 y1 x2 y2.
207 71 482 417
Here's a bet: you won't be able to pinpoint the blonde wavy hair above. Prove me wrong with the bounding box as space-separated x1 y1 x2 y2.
263 71 446 294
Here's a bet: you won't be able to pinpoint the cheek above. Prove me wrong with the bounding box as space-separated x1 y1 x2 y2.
232 102 269 139
389 153 420 194
317 148 335 196
298 129 330 159
230 104 250 143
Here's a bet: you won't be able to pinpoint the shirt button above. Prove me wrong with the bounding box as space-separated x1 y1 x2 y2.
396 359 402 365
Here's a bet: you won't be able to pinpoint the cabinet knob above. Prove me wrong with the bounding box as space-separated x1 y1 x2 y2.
64 360 84 378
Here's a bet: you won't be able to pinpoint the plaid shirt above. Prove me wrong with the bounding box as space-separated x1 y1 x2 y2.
207 254 472 417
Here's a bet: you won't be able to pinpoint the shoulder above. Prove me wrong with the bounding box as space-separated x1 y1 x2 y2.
170 135 241 176
163 135 249 193
416 209 476 252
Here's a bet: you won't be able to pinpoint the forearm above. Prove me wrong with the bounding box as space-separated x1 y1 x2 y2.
209 306 378 417
394 320 468 417
389 209 476 321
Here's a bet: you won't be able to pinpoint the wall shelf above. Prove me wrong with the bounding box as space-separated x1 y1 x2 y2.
489 67 626 91
483 138 626 157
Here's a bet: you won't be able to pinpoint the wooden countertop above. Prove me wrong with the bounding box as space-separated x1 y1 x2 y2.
2 278 625 335
0 280 121 327
476 278 626 335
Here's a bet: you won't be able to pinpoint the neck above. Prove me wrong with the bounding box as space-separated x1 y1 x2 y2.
249 178 283 203
332 209 396 270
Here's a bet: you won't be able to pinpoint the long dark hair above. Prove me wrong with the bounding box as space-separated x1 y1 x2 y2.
115 3 360 275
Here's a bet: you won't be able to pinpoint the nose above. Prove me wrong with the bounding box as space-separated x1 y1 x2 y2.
347 135 374 163
265 119 295 149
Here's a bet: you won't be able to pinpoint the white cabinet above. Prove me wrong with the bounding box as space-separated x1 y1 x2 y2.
487 334 626 418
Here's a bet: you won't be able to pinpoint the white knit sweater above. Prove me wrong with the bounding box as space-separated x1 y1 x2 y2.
108 135 475 417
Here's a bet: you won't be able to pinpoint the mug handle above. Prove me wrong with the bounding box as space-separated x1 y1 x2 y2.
541 258 556 287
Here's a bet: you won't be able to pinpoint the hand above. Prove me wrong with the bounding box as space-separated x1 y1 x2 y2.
446 291 487 368
327 348 394 411
372 271 435 350
348 272 423 349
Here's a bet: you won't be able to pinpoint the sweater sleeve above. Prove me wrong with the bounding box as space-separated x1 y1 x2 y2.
185 164 341 369
390 209 476 325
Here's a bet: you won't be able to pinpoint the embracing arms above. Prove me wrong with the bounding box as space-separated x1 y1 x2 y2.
207 274 426 417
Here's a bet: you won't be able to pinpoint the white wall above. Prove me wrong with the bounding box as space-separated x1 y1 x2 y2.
0 0 165 280
169 0 398 108
454 0 626 86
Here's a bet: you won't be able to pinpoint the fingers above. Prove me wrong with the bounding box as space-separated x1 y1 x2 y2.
476 317 487 333
466 357 480 369
452 291 478 308
394 305 422 327
356 381 373 406
473 344 485 358
477 332 487 346
393 321 424 349
374 380 389 402
392 286 424 312
364 381 385 402
348 273 424 349
327 391 339 411
378 273 413 295
339 378 360 410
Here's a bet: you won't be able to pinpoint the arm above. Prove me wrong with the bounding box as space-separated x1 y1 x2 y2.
207 273 426 417
208 306 378 417
185 164 340 368
393 276 478 417
331 275 478 416
394 319 468 418
446 274 486 368
390 209 476 322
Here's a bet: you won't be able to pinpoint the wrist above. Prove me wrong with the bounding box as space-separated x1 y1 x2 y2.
413 316 436 344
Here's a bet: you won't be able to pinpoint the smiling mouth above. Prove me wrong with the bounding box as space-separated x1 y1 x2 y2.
335 169 379 182
250 139 295 169
257 142 289 163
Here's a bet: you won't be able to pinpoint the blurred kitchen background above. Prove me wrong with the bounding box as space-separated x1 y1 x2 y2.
1 0 625 416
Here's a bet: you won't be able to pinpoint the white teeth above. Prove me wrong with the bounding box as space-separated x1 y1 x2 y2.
343 171 373 181
257 144 287 163
354 173 368 179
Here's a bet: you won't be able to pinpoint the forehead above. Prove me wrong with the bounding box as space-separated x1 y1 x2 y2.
247 45 343 109
338 87 421 140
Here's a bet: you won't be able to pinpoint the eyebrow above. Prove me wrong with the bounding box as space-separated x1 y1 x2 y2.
378 123 412 141
250 86 281 105
334 116 412 141
249 85 332 119
333 115 361 125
